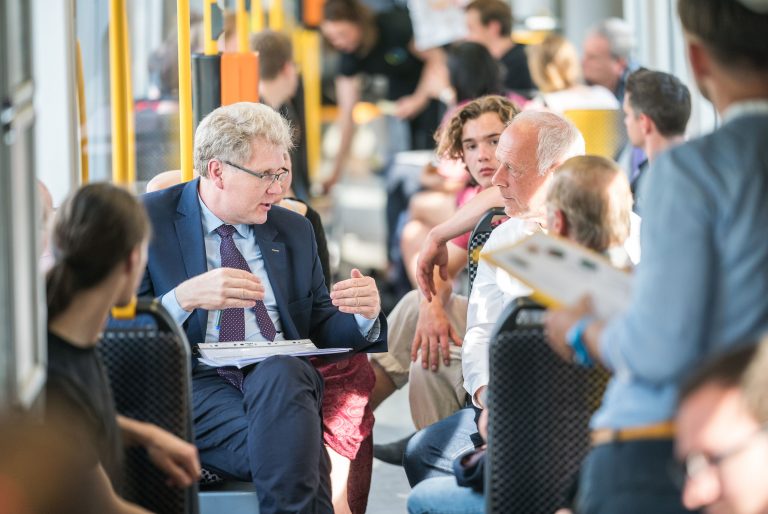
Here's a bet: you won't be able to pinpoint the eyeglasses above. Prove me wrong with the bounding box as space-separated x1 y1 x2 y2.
676 423 768 484
223 160 289 187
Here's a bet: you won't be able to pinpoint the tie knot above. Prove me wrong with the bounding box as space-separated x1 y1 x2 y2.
216 224 237 239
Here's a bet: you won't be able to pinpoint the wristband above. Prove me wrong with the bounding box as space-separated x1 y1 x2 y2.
566 316 595 367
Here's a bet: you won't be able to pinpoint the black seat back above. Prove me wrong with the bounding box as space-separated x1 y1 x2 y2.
467 208 508 295
485 298 608 513
99 298 198 514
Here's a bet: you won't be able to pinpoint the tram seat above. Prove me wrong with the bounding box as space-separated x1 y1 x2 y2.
99 297 259 514
562 109 626 159
485 298 608 513
467 208 507 294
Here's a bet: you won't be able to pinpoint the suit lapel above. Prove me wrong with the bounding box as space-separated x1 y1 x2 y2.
252 223 299 339
174 179 209 338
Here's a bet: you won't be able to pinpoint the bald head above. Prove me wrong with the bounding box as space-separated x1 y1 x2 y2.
546 155 632 252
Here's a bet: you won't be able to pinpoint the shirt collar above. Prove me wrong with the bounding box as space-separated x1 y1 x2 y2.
197 193 250 239
722 99 768 124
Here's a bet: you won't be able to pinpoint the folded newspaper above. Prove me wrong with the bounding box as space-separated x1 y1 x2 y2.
197 339 351 369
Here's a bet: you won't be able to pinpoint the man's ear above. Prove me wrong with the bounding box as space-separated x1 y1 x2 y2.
686 38 711 84
551 208 568 237
124 245 141 274
208 159 226 189
639 113 654 136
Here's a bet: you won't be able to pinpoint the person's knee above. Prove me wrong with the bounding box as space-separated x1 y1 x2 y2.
247 355 323 396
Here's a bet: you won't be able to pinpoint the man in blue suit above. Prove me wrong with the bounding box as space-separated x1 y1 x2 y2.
139 102 387 513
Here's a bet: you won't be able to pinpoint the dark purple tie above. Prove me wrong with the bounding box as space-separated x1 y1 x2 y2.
215 224 277 391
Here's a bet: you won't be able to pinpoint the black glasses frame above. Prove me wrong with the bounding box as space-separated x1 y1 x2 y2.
223 160 289 186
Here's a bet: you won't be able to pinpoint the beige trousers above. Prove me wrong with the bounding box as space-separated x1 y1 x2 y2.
372 290 468 429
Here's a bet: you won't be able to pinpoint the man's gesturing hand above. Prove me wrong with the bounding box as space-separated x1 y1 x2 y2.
174 268 265 312
330 268 381 320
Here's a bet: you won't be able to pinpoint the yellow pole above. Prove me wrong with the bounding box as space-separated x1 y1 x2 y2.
203 0 218 55
121 5 136 185
300 29 321 179
268 0 284 32
109 0 128 184
75 40 89 184
178 0 194 182
236 0 249 53
251 0 264 33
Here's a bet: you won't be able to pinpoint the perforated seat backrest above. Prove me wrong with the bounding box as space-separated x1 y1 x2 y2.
467 208 508 295
485 299 608 513
99 298 198 514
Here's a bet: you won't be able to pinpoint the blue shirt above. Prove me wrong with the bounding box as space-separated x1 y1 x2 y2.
161 195 376 342
592 101 768 429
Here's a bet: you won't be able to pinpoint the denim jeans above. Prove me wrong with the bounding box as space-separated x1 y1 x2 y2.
576 439 697 514
407 476 485 514
403 407 481 487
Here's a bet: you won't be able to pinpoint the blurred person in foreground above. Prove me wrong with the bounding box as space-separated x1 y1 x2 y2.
676 337 768 514
545 1 768 512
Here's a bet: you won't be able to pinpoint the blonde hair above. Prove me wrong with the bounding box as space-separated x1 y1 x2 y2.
527 34 582 93
194 102 293 178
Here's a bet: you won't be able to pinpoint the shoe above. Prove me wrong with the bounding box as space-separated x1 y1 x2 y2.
373 432 415 466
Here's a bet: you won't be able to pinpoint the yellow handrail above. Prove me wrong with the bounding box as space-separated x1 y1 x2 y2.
121 7 136 185
109 0 128 184
236 0 249 53
269 0 284 31
251 0 265 32
178 0 194 182
300 29 321 179
75 40 89 184
203 0 218 56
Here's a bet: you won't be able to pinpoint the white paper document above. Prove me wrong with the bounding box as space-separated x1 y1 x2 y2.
482 232 633 319
197 339 352 369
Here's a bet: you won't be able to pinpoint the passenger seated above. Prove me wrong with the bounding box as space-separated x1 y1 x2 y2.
45 183 200 513
407 154 634 513
526 33 619 113
621 68 690 208
138 102 387 514
581 17 637 103
372 96 520 449
147 155 376 513
403 111 587 486
396 43 512 290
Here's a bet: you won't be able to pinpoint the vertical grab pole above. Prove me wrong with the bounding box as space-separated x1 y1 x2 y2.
120 5 136 186
269 0 284 32
178 0 194 182
251 0 265 33
301 29 321 179
236 0 249 53
203 0 218 56
75 40 89 184
109 0 128 184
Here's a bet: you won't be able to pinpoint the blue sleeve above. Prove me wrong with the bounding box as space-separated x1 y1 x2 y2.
599 149 715 383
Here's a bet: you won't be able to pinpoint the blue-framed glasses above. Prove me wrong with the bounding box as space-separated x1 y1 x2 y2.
223 160 289 187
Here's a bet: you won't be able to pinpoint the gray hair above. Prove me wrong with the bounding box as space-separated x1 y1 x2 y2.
194 102 294 178
513 110 585 175
589 17 635 61
546 155 632 252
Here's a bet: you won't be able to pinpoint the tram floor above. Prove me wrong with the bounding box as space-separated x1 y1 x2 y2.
368 383 414 513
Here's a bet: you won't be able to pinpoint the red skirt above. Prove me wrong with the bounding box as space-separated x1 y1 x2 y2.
311 353 375 514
